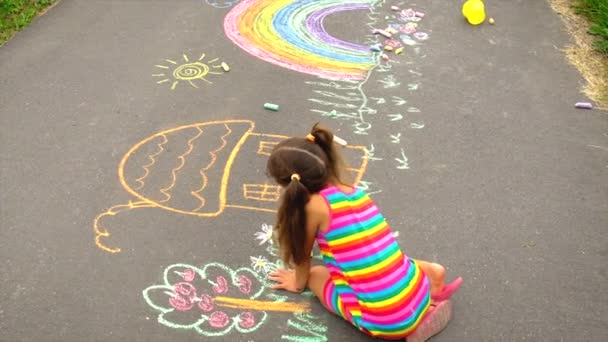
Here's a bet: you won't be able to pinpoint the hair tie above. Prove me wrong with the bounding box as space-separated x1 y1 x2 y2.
290 173 301 182
306 134 315 142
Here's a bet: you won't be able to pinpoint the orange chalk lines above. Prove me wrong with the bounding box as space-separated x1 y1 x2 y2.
243 184 281 202
191 124 232 212
94 200 155 253
159 127 205 203
134 134 168 190
214 296 310 313
94 120 369 253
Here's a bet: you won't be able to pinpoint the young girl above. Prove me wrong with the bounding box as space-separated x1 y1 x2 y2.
266 124 462 341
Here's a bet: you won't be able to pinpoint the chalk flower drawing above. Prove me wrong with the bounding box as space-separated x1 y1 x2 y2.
143 261 319 340
143 263 268 336
153 53 225 90
254 223 274 245
250 256 274 274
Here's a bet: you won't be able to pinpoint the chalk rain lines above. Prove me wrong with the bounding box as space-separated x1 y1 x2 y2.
153 53 225 90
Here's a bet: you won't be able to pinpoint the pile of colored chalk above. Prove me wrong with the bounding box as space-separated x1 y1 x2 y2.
369 5 430 61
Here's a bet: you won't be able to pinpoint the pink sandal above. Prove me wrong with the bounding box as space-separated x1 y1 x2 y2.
406 300 453 342
431 277 463 302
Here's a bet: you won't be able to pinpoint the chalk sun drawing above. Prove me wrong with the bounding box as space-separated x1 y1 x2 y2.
93 120 368 253
143 263 310 337
153 53 224 90
224 0 377 80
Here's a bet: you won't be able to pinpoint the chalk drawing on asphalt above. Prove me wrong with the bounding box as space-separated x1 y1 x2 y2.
93 120 369 253
142 222 331 341
142 262 308 337
224 0 378 80
153 53 225 90
305 2 432 171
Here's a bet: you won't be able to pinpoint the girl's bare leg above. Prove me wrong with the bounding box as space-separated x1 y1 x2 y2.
306 265 333 312
414 260 446 296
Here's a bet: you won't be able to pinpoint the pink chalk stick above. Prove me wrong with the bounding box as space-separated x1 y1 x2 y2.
375 29 392 38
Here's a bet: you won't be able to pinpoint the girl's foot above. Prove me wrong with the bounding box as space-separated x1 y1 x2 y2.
431 277 463 302
406 300 453 342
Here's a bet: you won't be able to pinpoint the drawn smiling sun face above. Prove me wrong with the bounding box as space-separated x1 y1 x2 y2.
153 53 225 90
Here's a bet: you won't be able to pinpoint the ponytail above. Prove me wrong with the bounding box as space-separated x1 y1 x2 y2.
275 176 310 265
308 123 349 185
266 122 350 266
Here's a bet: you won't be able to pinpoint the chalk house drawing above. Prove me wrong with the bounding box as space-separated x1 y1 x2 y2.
224 0 378 80
94 120 369 253
153 53 225 90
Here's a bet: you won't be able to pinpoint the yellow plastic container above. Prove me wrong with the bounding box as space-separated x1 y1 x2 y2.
462 0 486 25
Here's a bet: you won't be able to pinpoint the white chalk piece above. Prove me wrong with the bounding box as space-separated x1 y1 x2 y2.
379 30 392 38
575 102 593 109
333 135 348 146
221 62 230 72
391 6 400 11
373 29 392 38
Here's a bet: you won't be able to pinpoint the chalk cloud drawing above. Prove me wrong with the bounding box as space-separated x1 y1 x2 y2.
224 0 377 80
94 120 369 253
153 53 225 90
205 0 241 8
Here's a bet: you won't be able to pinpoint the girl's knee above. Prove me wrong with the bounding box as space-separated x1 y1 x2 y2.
431 263 446 280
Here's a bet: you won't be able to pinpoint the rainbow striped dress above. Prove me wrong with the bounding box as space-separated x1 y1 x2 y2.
316 186 430 339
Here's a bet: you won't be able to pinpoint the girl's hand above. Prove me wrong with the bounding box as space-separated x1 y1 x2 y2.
268 269 304 293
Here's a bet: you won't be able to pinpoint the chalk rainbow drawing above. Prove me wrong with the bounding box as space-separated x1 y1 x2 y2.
94 120 368 253
224 0 378 80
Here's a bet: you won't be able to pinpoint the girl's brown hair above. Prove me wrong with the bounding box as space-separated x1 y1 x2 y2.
266 123 349 265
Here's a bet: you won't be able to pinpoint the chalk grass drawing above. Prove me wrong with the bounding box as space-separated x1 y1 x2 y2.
224 0 378 80
153 53 225 90
205 0 241 8
142 263 309 337
305 2 432 170
93 120 368 253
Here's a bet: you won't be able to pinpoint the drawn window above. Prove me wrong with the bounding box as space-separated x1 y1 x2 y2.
257 141 278 156
243 184 281 202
